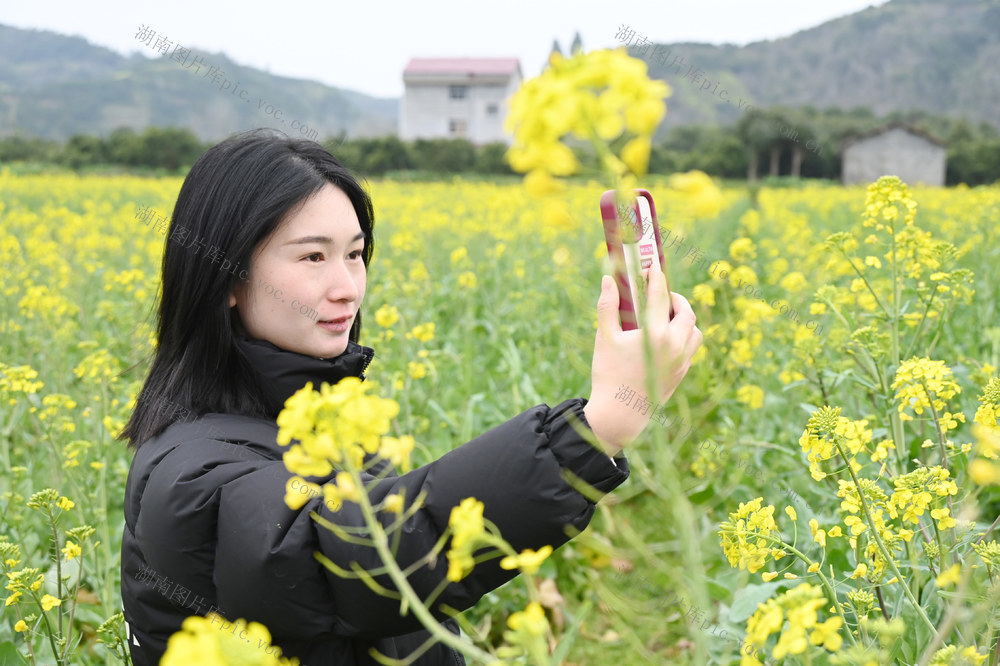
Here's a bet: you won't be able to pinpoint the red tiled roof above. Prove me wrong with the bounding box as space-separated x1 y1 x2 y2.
403 58 520 77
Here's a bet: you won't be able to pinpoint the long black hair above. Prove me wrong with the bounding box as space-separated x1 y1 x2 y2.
119 129 375 449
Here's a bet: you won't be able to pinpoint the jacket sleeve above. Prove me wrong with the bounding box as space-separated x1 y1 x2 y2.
212 397 629 640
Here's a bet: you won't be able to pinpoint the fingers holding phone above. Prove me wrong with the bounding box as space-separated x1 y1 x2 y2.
585 190 702 453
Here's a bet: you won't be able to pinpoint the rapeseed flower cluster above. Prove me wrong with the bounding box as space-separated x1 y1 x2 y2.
276 378 400 479
0 363 44 405
743 583 841 665
970 377 1000 484
446 497 487 582
504 48 669 228
798 406 872 481
506 48 667 179
160 615 299 666
718 497 780 574
861 175 917 232
891 357 962 421
886 466 958 530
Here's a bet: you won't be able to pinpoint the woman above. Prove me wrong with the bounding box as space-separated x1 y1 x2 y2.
119 129 701 665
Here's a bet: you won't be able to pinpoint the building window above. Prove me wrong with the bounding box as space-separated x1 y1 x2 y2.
486 104 498 115
449 119 468 137
449 85 468 99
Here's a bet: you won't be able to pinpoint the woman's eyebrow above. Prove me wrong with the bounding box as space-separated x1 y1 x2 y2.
283 232 365 246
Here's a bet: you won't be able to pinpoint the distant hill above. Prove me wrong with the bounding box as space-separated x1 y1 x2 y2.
0 24 398 141
1 0 997 144
623 0 1000 133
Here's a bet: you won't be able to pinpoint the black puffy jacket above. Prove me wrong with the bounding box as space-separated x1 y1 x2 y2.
121 336 630 665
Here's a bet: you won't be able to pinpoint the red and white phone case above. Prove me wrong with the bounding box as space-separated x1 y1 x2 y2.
599 189 673 331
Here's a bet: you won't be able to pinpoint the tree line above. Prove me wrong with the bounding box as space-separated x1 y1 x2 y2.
0 106 996 185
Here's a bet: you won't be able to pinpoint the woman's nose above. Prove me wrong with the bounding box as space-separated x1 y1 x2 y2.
325 261 361 302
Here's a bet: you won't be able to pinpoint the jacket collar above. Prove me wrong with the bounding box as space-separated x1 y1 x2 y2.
233 335 375 418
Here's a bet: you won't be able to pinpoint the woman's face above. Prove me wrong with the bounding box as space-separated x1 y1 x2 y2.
230 182 367 359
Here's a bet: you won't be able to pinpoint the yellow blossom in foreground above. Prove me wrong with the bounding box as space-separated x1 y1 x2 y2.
504 601 551 656
500 546 553 575
669 170 724 219
323 472 362 506
161 615 299 665
283 477 322 511
378 435 416 473
382 494 404 514
446 497 487 582
744 583 839 663
14 619 28 632
935 563 961 587
276 378 400 476
505 48 668 179
56 496 75 511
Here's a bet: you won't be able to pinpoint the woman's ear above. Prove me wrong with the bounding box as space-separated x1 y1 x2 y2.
229 291 237 307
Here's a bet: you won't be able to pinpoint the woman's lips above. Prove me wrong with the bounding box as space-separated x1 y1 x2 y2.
318 315 352 333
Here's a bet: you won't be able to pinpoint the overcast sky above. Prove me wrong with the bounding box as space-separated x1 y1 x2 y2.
3 0 889 98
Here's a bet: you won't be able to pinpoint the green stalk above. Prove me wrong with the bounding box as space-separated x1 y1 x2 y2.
584 118 710 666
48 510 63 639
753 533 859 649
345 465 498 664
835 441 937 636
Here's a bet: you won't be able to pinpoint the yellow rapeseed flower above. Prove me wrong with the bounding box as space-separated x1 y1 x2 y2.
407 322 435 343
446 497 487 582
500 546 553 575
40 594 61 611
935 563 961 588
382 494 404 514
161 615 299 665
62 541 82 560
719 497 778 574
891 357 961 421
737 385 765 410
373 304 399 328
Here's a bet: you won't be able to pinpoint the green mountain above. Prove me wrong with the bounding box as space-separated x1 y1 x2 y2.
0 24 397 141
626 0 1000 132
1 0 997 144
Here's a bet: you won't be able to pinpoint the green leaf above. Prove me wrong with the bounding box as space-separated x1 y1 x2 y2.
0 642 25 665
727 580 787 623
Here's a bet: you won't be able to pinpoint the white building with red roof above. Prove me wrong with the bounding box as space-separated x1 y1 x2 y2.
400 57 522 145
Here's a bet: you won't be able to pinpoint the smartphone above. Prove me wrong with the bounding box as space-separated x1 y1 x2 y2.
599 189 674 331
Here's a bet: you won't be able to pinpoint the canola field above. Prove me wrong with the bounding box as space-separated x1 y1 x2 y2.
2 168 1000 665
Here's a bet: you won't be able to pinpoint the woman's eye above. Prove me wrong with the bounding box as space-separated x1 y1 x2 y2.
304 252 324 262
348 250 364 260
